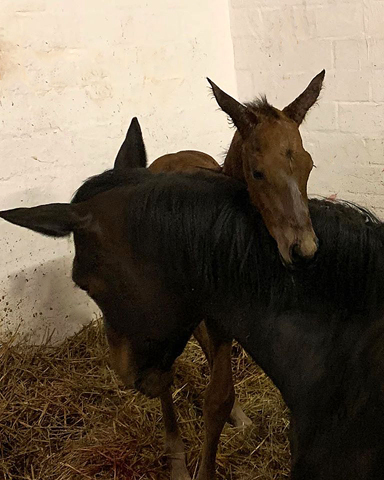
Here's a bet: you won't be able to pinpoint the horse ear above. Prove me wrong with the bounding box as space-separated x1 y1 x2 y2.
114 117 147 172
282 70 325 125
207 78 257 136
0 203 89 237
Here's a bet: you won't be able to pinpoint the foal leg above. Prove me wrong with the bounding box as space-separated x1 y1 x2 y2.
193 322 251 429
161 389 191 480
196 328 236 480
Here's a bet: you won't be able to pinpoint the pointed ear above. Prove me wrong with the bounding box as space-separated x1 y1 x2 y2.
207 78 257 136
0 203 89 237
282 70 325 125
114 117 147 172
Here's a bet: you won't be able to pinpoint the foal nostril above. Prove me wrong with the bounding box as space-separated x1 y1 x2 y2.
290 243 315 266
290 243 302 263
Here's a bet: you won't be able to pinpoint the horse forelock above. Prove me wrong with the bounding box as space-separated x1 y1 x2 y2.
245 96 280 120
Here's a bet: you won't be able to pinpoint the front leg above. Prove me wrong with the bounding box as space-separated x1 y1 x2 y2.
193 322 251 429
161 389 191 480
196 330 235 480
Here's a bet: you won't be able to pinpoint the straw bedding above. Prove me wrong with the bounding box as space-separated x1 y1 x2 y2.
0 320 290 479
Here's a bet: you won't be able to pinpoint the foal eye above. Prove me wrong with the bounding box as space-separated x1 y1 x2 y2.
252 170 264 180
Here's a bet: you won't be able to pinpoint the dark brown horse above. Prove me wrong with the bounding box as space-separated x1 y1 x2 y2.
3 123 384 479
98 120 250 479
82 95 325 478
150 70 325 266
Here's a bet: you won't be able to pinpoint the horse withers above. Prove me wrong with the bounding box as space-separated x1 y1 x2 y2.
149 150 222 174
2 119 384 479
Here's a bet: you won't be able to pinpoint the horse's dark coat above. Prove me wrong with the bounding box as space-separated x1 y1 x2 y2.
73 169 384 479
73 169 384 315
2 167 384 479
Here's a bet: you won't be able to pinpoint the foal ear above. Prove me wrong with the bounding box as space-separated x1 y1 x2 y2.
0 203 89 237
114 117 147 172
282 70 325 126
207 78 257 136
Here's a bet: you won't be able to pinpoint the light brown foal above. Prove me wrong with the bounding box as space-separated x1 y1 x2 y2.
148 70 325 480
208 70 325 266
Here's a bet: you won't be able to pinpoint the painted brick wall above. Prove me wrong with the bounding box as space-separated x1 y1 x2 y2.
0 0 237 340
229 0 384 218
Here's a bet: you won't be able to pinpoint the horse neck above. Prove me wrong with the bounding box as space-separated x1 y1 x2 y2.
222 131 245 182
242 306 384 418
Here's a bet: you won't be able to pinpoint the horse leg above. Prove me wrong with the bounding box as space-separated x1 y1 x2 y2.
161 389 191 480
195 327 235 480
193 322 251 429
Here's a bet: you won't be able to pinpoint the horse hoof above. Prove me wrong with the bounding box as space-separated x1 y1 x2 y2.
170 465 192 480
229 400 252 429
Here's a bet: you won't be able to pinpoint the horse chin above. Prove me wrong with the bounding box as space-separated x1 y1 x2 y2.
134 369 173 399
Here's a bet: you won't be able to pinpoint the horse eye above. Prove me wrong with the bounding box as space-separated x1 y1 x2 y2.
252 170 264 180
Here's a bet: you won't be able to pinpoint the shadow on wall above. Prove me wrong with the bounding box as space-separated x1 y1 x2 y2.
0 255 99 344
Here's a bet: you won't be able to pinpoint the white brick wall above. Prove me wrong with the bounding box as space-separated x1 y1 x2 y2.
229 0 384 219
0 0 237 340
3 0 384 341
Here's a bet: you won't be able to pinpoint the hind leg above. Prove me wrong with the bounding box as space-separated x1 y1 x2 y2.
193 322 251 429
229 398 252 428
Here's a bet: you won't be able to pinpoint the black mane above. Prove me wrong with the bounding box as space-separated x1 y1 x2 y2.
71 168 384 318
71 168 151 204
111 172 384 318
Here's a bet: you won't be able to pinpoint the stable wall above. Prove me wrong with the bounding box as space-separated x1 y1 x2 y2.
230 0 384 218
0 0 237 341
4 0 384 342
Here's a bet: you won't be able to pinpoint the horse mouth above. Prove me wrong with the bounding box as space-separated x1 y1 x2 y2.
134 370 173 398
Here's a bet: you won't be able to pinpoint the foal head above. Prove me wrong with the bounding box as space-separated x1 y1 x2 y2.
208 71 325 266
